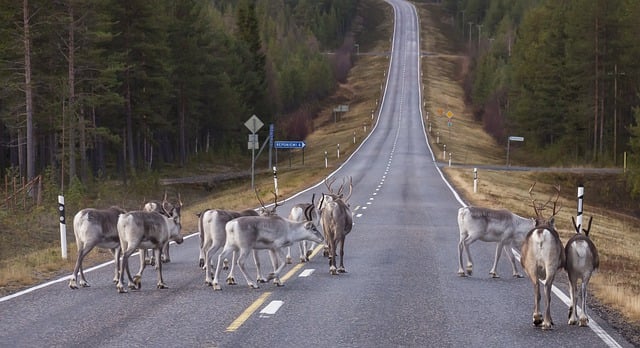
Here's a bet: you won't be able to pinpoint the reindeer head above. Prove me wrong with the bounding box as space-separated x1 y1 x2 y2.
322 176 353 205
528 182 561 228
255 188 281 216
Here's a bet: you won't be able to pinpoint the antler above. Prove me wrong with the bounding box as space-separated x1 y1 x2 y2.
255 187 267 209
324 177 337 194
529 182 561 220
571 216 593 235
343 176 353 202
255 188 281 215
271 191 282 210
528 182 542 218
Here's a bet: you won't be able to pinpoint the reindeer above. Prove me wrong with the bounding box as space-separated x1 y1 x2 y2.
211 213 323 290
201 189 281 287
116 205 183 293
286 193 321 263
457 206 535 278
68 206 127 289
320 176 353 275
520 183 565 330
142 192 183 264
566 215 599 327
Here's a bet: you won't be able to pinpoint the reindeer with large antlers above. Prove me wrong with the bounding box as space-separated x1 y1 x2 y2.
566 215 599 327
320 176 354 275
520 183 565 330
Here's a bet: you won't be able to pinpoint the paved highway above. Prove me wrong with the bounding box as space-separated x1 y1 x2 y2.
0 1 633 347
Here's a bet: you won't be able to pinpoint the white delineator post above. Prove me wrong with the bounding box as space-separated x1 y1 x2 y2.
273 166 279 197
58 195 67 259
473 168 478 193
577 184 584 228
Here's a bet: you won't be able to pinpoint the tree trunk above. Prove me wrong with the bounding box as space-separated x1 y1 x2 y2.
68 2 77 182
23 0 35 181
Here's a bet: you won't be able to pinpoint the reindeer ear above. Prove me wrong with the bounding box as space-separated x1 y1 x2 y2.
304 221 314 229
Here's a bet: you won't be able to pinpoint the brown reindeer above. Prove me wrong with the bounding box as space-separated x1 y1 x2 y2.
520 183 565 330
566 216 599 327
320 177 353 275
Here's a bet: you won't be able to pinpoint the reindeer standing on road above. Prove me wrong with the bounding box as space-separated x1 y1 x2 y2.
566 215 599 327
321 177 354 275
520 183 565 330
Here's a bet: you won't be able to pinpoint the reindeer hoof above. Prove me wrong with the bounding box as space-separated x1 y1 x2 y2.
117 285 127 293
514 273 524 278
249 283 260 289
286 256 293 264
337 267 347 273
226 277 237 285
457 271 467 277
199 259 205 268
490 272 500 278
533 314 543 327
157 283 168 289
579 318 589 327
212 283 222 291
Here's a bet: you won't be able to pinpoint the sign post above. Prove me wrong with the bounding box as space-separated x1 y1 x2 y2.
245 115 264 189
506 135 524 166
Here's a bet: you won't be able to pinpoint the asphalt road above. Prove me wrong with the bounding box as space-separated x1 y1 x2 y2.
0 1 634 347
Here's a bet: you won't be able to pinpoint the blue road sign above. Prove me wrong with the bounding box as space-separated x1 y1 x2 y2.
274 140 306 149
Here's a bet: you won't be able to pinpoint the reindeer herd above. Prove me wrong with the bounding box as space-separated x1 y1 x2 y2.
68 176 599 331
68 176 354 294
458 183 599 331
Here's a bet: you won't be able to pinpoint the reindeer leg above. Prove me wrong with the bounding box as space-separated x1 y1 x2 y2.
568 273 579 325
579 275 592 327
117 245 135 293
267 248 287 286
489 241 504 278
253 250 267 283
70 244 92 289
112 247 121 284
157 247 168 289
337 237 347 273
504 244 523 278
212 248 233 291
236 249 259 289
463 238 474 275
542 278 555 330
286 246 293 264
226 251 237 285
204 243 222 286
132 250 146 290
531 279 543 327
457 237 468 277
298 242 306 263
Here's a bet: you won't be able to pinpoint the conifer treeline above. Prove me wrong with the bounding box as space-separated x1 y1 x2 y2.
0 0 358 184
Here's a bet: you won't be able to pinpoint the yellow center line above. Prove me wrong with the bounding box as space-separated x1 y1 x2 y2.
226 291 272 332
225 245 324 332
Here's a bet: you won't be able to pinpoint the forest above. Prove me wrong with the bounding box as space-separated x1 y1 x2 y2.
441 0 640 192
0 0 358 188
4 0 640 197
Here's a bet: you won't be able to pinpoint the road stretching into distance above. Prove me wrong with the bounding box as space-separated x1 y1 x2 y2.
0 1 633 347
